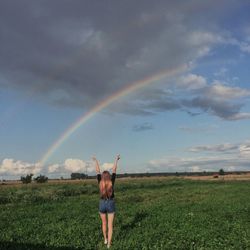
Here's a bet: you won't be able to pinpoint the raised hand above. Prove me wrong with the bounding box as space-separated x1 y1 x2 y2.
112 155 120 173
92 156 100 173
116 154 121 161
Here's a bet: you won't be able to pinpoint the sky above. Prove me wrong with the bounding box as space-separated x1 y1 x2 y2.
1 0 250 179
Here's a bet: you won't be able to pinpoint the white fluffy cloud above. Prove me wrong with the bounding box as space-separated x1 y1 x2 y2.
48 164 61 173
63 159 113 173
0 158 96 179
64 159 87 172
0 159 42 176
101 163 113 171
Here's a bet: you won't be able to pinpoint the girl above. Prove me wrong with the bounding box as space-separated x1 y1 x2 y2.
92 155 120 248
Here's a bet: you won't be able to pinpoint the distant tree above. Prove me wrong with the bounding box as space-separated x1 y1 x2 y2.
71 173 87 180
34 175 48 183
21 174 33 184
219 169 225 175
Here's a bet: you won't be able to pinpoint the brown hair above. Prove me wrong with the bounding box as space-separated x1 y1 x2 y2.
99 171 113 199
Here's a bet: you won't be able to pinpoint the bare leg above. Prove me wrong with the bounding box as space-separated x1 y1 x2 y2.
107 213 115 247
99 213 107 243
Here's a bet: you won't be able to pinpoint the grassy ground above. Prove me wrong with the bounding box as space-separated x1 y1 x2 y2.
0 178 249 250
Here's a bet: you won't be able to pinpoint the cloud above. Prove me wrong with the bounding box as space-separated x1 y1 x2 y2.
48 164 61 173
202 81 250 100
239 42 250 53
214 67 228 78
118 75 250 120
178 78 250 120
101 163 113 171
0 1 249 123
148 155 250 173
0 159 42 176
148 139 250 172
226 112 250 121
1 139 250 178
182 96 249 121
0 0 241 110
177 74 207 90
0 157 117 179
132 122 154 132
239 141 250 157
190 166 202 172
189 143 239 152
64 158 94 173
178 124 218 133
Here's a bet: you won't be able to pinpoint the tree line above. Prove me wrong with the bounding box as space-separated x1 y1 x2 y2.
19 168 249 184
20 174 48 184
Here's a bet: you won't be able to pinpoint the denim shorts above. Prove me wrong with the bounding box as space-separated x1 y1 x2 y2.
99 199 116 214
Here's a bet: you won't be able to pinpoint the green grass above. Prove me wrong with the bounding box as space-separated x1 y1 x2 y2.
0 178 249 249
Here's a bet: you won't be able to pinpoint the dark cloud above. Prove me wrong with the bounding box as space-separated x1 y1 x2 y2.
179 81 250 120
143 99 181 112
182 110 202 117
132 122 154 132
189 143 239 153
178 125 217 133
1 1 249 121
181 97 243 120
0 0 236 110
109 83 250 120
107 87 181 116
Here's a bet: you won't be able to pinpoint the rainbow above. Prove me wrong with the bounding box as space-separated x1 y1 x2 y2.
40 65 187 165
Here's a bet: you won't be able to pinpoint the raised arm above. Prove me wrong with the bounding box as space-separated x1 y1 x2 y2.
92 156 100 174
112 154 120 174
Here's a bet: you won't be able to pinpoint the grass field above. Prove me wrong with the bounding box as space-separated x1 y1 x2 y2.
0 177 249 250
